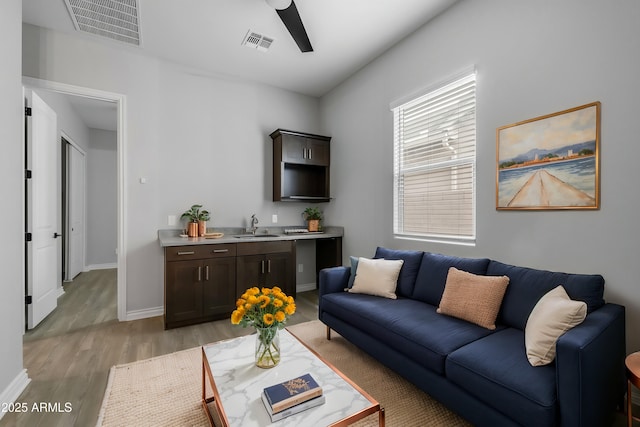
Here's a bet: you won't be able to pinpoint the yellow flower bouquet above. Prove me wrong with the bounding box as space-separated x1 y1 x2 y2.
231 286 296 368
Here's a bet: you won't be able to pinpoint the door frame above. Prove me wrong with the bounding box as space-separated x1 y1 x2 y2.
23 77 127 321
61 133 87 282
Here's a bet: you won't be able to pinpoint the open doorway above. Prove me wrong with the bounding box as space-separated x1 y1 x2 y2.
23 76 127 323
24 88 118 336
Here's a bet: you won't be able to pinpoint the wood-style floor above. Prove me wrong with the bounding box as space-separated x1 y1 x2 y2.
2 269 319 427
2 270 629 427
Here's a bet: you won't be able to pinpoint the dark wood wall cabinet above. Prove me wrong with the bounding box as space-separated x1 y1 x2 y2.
271 129 331 202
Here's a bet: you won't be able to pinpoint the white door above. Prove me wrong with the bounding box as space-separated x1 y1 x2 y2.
25 90 59 329
68 144 85 280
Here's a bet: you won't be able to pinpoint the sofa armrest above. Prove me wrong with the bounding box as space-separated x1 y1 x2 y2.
319 266 350 297
556 303 626 427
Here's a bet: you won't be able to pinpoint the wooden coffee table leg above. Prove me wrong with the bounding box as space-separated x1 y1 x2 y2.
379 407 385 426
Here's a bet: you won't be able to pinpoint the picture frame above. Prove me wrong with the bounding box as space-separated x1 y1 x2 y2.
496 102 600 210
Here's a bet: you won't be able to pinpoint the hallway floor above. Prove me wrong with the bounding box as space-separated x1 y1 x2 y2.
5 270 318 427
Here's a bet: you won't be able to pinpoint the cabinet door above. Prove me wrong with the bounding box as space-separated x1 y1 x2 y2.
202 257 237 317
165 260 203 324
236 254 266 297
281 134 308 163
282 136 329 166
266 252 295 296
305 139 329 166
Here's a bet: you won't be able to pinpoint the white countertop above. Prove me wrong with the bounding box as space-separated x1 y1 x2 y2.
158 226 343 247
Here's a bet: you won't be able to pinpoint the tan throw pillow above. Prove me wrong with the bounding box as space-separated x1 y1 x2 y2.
437 267 509 330
348 257 404 299
525 285 587 366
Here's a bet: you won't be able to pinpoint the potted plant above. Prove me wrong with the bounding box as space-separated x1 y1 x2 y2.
302 207 322 232
181 204 210 237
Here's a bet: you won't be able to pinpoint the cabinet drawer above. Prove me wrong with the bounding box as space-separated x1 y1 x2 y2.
236 241 293 256
165 244 236 261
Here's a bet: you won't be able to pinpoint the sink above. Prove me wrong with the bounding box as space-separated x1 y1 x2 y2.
233 234 280 239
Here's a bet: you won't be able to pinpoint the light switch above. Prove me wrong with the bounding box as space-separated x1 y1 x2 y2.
272 214 278 223
168 215 177 226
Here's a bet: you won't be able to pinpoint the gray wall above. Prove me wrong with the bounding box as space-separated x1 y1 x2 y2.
0 0 26 410
86 129 117 268
321 0 640 351
22 23 323 313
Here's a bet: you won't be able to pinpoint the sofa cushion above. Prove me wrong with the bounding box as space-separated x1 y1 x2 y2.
321 293 498 375
525 285 587 366
347 256 359 288
373 247 424 298
487 260 604 330
348 257 404 299
447 328 557 426
437 267 509 330
412 253 491 306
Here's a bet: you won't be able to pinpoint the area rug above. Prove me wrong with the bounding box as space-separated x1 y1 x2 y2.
97 320 469 426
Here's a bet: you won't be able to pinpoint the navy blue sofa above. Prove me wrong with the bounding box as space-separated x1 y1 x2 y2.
318 248 626 427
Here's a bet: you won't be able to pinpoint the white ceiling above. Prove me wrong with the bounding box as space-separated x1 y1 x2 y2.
23 0 459 98
65 95 118 132
22 0 458 132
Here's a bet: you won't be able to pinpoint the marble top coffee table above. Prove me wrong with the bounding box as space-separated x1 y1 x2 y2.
201 328 384 426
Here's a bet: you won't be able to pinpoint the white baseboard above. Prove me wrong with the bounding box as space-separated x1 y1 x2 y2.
86 263 117 271
0 369 30 420
296 282 317 293
126 306 163 321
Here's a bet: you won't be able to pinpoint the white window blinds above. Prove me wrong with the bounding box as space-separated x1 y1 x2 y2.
392 72 476 243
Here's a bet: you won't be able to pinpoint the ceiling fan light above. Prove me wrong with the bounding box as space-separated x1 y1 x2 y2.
265 0 292 11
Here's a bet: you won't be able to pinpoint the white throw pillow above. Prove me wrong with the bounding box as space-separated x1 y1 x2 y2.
525 285 587 366
348 257 404 299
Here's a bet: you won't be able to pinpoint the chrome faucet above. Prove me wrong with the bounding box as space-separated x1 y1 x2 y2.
250 214 259 235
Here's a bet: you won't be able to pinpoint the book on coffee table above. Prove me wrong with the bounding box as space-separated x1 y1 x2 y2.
261 391 326 422
263 373 323 413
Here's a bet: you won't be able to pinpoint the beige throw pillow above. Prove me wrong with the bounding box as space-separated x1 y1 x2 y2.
525 285 587 366
348 257 404 299
437 267 509 330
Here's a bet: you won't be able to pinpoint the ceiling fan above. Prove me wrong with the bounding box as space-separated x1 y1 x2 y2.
265 0 313 52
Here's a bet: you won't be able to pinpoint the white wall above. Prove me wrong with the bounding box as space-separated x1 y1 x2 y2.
0 0 29 412
321 0 640 351
22 24 322 313
86 129 117 268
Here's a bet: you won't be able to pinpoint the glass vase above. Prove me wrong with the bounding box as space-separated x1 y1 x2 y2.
255 326 280 368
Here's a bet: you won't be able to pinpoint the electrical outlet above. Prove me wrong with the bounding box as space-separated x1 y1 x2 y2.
298 263 303 273
272 214 278 223
168 215 177 226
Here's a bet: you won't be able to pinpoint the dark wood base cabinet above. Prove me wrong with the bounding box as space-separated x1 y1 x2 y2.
236 241 296 297
164 244 237 329
163 237 342 328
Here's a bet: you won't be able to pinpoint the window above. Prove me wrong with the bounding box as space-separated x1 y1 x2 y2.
392 71 476 244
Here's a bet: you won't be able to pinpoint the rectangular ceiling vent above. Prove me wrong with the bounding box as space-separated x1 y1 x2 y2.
64 0 141 46
242 30 274 52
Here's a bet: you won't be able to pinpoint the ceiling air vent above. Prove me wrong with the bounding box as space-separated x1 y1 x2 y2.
64 0 141 46
242 30 274 52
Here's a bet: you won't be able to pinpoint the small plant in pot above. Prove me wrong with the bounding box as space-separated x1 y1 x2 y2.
302 207 322 232
181 204 210 237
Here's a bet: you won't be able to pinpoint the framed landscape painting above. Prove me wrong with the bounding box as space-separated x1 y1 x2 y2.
496 102 600 210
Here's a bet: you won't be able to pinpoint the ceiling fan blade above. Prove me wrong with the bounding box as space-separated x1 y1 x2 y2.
276 1 313 52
